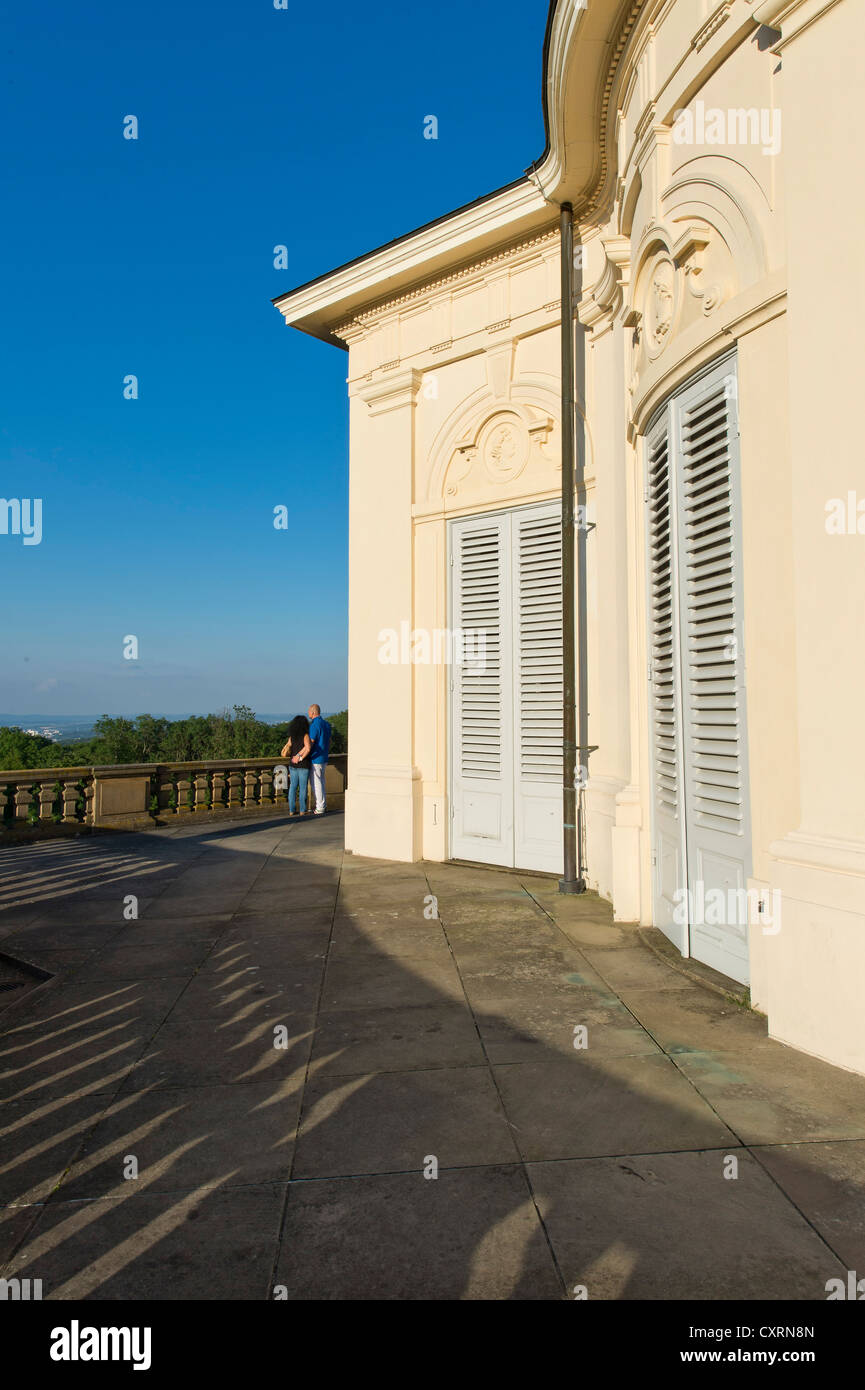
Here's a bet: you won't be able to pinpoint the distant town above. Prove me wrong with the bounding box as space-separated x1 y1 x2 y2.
2 715 304 745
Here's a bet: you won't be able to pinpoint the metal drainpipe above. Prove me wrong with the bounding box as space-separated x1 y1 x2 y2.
559 201 586 894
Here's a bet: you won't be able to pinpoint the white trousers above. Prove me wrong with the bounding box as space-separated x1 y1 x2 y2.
311 763 326 812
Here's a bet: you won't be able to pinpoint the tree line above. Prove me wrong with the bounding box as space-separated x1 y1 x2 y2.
0 707 348 771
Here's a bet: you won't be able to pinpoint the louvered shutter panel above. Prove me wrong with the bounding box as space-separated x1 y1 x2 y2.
679 383 743 833
648 424 679 821
646 411 687 949
458 525 503 778
450 513 512 865
677 363 751 984
513 504 564 874
516 511 562 779
646 355 751 984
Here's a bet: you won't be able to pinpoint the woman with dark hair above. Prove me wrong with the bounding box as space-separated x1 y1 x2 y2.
281 714 312 816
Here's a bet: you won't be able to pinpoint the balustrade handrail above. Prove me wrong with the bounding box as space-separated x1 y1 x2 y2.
0 753 348 831
0 753 348 778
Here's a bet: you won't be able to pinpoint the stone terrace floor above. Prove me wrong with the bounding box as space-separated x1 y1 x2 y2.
1 812 864 1300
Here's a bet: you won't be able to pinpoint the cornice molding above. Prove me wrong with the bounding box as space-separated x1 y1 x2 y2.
333 227 559 340
355 368 422 416
693 1 735 52
753 0 845 48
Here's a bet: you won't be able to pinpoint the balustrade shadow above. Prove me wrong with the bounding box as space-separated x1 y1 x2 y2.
0 816 863 1300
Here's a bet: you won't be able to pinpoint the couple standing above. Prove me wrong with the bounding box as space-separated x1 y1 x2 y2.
280 704 332 817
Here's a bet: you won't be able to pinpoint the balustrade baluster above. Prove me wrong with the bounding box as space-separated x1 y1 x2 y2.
259 766 274 806
227 770 242 809
14 781 34 821
61 780 80 824
38 782 56 820
211 768 226 810
176 771 193 815
156 768 175 815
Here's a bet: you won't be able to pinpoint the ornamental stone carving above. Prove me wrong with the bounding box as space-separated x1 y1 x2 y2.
436 402 557 504
647 256 676 356
481 414 528 482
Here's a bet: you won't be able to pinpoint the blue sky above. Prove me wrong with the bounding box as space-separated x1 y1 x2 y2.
1 0 547 719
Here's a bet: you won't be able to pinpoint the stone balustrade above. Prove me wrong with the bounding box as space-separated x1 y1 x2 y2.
0 755 347 834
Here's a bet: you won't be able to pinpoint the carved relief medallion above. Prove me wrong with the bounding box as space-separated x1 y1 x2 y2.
648 256 676 354
480 413 528 482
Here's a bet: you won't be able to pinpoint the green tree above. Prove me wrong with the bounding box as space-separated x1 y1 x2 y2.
327 710 347 753
0 726 53 769
92 716 142 765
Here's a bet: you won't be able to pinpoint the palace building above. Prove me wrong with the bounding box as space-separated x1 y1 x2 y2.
274 0 865 1074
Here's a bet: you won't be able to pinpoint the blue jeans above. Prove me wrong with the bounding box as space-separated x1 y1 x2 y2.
288 766 309 813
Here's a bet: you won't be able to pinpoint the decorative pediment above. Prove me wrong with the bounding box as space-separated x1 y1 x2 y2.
437 403 557 504
624 215 737 392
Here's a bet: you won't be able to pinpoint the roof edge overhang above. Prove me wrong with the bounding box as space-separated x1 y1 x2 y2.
273 0 626 347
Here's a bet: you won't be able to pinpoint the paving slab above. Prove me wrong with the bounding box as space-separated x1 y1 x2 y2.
493 1054 738 1161
554 918 642 949
4 948 95 977
22 897 163 926
76 940 215 981
457 948 611 997
320 955 465 1012
619 985 773 1053
241 886 338 913
444 919 562 951
140 892 250 918
581 945 702 992
529 1150 845 1300
203 927 329 967
673 1047 865 1144
752 1140 865 1270
474 992 662 1063
119 1013 314 1092
293 1066 521 1178
275 1167 563 1300
0 1205 43 1266
60 1076 303 1199
3 977 187 1032
0 1019 152 1104
166 974 307 1024
5 1183 285 1299
310 1002 486 1076
105 916 231 948
1 921 130 952
0 1093 110 1205
329 920 452 961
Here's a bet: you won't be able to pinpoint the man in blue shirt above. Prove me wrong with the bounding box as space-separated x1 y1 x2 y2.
307 704 332 815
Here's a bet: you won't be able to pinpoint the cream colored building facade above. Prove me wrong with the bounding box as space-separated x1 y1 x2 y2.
275 0 865 1074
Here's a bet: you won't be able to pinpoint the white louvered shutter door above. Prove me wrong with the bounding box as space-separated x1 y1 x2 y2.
676 360 751 983
450 513 513 865
646 410 688 951
513 503 564 874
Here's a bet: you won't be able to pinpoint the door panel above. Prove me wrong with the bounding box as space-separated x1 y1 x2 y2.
450 514 513 865
677 364 751 983
513 507 564 875
647 356 751 983
646 414 688 952
450 502 562 872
